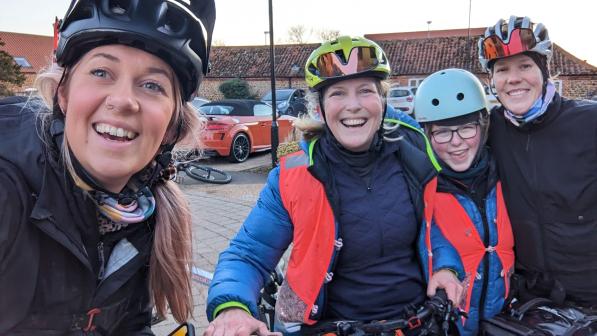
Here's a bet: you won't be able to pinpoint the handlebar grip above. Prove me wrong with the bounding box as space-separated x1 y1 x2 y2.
434 288 448 301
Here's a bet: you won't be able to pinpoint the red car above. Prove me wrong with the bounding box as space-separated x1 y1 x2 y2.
197 99 296 163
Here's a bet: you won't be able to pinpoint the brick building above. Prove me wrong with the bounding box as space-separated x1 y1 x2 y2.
0 32 54 95
2 29 596 100
202 29 597 101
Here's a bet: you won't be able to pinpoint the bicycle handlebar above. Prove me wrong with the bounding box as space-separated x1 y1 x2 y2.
301 289 462 336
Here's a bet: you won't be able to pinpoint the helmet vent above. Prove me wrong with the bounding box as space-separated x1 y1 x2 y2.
64 4 93 24
457 93 464 101
108 0 131 16
432 99 440 106
159 3 188 35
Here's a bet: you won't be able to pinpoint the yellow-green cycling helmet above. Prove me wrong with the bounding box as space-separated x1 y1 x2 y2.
305 36 391 91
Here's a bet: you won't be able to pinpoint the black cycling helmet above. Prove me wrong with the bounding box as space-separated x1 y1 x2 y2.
55 0 216 102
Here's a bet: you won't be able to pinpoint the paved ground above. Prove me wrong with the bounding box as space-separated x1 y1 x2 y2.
152 152 271 335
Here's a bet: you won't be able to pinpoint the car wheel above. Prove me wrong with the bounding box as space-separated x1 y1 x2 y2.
228 133 250 163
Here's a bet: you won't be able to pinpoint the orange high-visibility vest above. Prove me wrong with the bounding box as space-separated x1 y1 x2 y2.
425 177 515 314
278 151 336 324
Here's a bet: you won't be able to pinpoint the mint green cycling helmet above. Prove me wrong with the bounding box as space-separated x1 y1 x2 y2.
415 68 488 123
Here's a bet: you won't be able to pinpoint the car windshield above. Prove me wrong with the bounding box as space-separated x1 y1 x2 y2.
262 90 292 101
389 89 410 98
199 105 235 115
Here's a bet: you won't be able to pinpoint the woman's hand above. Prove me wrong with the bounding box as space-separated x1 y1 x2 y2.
427 269 464 305
203 308 281 336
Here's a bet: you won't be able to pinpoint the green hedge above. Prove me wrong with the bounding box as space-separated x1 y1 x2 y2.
218 78 257 99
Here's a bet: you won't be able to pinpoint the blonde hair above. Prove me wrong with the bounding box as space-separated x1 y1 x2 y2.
293 79 390 141
34 59 202 322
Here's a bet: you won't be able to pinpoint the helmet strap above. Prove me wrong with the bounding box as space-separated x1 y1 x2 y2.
52 70 68 118
317 94 328 124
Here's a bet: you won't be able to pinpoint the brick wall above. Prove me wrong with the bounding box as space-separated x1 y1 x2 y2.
559 76 597 99
198 77 309 101
384 74 595 100
199 75 595 100
12 72 595 101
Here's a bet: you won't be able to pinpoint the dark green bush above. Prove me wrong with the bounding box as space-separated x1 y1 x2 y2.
218 78 257 99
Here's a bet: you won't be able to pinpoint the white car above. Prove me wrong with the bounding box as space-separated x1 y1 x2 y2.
484 85 500 109
387 86 415 115
191 97 210 109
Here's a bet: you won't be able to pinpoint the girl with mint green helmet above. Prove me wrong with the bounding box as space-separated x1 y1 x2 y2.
415 68 488 124
414 68 514 336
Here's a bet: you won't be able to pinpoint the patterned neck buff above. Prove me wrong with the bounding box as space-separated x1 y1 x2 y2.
70 168 156 235
504 82 556 127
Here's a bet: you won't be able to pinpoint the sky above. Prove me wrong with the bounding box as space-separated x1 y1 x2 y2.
1 0 595 66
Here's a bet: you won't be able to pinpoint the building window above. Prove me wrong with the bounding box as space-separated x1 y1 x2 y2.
13 57 32 68
552 80 563 95
408 77 425 88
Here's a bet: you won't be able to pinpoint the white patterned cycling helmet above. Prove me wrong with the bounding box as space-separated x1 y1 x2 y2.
478 16 552 72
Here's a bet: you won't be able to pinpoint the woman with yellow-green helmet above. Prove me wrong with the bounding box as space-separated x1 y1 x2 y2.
205 36 458 336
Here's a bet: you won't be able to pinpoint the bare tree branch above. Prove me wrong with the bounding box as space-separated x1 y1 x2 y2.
317 29 341 42
287 25 307 44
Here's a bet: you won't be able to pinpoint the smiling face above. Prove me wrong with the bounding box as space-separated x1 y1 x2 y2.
321 77 384 152
491 53 544 116
58 44 177 192
430 122 482 172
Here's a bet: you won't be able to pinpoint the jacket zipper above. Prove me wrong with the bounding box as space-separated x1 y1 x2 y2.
478 200 490 321
97 241 105 281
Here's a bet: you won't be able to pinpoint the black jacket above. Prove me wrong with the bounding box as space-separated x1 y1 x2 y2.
489 93 597 306
0 97 155 335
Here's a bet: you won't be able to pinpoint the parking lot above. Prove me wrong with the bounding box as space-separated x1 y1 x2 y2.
152 152 271 335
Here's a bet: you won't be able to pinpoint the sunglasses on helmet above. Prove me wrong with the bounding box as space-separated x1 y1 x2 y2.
313 46 382 79
482 28 537 61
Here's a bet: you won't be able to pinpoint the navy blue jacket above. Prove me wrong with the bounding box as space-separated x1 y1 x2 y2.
206 119 445 325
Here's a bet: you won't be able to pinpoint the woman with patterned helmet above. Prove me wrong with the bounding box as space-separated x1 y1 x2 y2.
415 68 514 336
205 36 454 336
478 15 554 122
478 15 597 335
0 0 215 334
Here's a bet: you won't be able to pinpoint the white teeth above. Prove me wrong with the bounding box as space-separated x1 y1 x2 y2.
342 118 366 126
508 89 527 96
94 123 137 139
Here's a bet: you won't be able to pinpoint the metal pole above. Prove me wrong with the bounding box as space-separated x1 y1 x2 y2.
427 21 432 38
268 0 279 167
467 0 472 70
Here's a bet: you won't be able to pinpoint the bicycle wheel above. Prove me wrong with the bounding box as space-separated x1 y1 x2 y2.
184 163 232 184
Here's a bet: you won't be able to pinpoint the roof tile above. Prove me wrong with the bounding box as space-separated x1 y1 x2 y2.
0 31 53 74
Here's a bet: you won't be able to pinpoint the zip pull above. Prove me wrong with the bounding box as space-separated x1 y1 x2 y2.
97 241 105 281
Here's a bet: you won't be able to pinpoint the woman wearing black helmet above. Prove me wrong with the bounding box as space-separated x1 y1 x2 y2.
478 15 597 330
0 0 215 334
